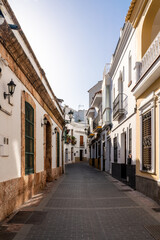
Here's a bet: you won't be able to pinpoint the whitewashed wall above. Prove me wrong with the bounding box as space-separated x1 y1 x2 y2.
64 122 88 164
0 57 62 182
110 25 137 165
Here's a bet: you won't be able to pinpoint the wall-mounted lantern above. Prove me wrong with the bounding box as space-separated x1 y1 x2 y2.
4 79 16 100
53 127 57 135
0 9 4 25
84 128 88 135
41 116 48 127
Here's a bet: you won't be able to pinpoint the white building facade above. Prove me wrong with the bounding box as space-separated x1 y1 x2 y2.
64 107 89 164
109 22 137 188
87 81 103 169
0 0 64 221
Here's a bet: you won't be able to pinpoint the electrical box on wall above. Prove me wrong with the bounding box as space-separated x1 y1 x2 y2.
0 135 9 157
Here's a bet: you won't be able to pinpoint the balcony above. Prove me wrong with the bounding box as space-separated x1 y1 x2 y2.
93 115 102 132
86 107 95 118
113 93 127 120
91 91 102 108
141 32 160 77
133 31 160 98
88 133 95 138
102 107 111 127
80 142 85 148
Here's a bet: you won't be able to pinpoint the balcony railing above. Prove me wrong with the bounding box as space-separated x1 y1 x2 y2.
93 114 102 130
80 142 85 148
93 116 99 130
113 93 127 120
141 32 160 77
102 107 111 126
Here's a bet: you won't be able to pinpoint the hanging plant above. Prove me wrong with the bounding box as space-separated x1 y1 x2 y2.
65 135 71 144
71 136 77 145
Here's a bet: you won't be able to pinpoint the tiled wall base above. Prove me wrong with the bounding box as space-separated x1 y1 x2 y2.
51 167 62 180
0 171 46 221
75 157 87 162
0 167 62 222
136 175 160 204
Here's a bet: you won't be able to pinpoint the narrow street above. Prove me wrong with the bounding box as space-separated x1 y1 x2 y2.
3 162 160 240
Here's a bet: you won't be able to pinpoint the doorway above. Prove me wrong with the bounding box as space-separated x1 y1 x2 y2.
45 121 52 181
108 138 111 173
71 147 74 162
65 148 68 163
103 142 105 171
80 150 83 161
121 132 127 179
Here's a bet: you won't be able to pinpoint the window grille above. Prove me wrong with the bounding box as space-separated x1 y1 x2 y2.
142 111 151 170
25 102 34 175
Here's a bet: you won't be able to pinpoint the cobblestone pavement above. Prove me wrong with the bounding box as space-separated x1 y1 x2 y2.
10 162 160 240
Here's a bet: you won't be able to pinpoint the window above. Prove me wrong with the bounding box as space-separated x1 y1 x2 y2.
129 128 132 155
123 66 125 82
128 51 132 86
142 111 151 171
57 131 60 167
114 137 117 163
139 92 155 173
80 135 83 146
25 102 34 175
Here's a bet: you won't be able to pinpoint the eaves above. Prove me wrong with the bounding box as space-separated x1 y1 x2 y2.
1 0 63 116
0 22 64 127
109 22 132 78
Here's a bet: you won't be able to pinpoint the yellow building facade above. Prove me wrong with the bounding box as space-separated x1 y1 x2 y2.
127 0 160 201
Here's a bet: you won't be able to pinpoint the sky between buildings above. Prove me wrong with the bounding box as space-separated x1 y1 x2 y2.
8 0 131 111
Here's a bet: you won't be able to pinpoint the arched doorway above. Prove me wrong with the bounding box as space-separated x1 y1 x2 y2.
43 115 52 181
71 147 74 162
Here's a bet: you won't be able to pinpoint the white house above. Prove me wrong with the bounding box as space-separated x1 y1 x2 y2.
64 107 89 164
101 64 112 173
109 22 137 188
86 81 103 169
0 0 64 221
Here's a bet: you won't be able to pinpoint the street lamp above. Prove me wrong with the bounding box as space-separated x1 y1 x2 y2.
84 128 88 135
68 110 73 122
4 79 16 99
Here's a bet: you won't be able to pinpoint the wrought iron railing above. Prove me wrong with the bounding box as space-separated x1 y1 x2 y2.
80 142 85 148
113 93 127 120
141 31 160 77
93 113 101 130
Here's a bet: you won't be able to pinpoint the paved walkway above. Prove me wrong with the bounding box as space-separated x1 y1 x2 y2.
3 162 160 240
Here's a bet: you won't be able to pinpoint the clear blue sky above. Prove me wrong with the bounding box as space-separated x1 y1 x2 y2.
8 0 131 110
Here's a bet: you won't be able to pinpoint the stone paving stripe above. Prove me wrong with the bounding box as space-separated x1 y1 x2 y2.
8 211 33 224
44 206 141 210
25 211 47 225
